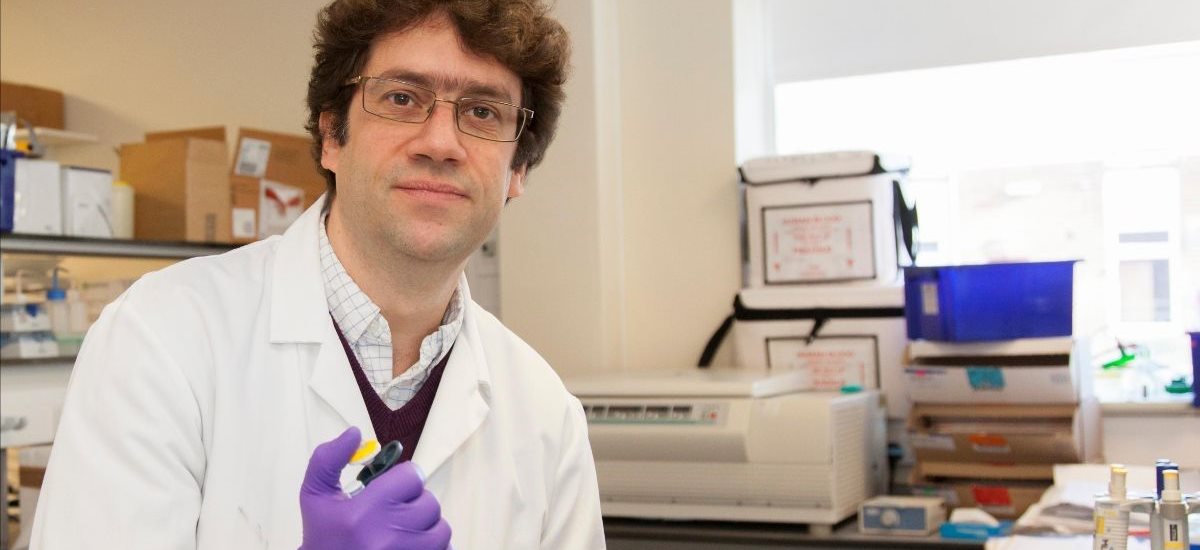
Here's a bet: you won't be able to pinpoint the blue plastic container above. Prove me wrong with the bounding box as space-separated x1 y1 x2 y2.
904 261 1076 342
1190 332 1199 408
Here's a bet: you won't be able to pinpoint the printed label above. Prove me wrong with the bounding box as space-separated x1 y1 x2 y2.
910 434 956 451
232 208 257 239
971 485 1015 516
762 201 874 283
235 137 272 177
259 180 305 238
767 337 876 389
920 282 939 315
966 367 1005 391
968 434 1011 454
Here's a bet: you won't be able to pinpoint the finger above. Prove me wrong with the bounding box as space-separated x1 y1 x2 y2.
301 426 361 495
391 489 441 531
392 517 452 550
360 461 424 506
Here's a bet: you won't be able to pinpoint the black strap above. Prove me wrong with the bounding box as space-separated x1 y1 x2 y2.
699 295 904 368
697 313 735 368
893 179 919 264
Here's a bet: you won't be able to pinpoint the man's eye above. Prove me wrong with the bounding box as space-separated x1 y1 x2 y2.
468 105 497 120
385 92 414 106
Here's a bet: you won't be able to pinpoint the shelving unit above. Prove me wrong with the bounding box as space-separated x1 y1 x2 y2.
2 233 237 259
12 127 98 147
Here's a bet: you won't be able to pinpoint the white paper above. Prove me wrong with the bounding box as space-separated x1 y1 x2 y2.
231 207 257 239
235 137 272 177
762 201 874 283
910 434 957 451
766 336 876 389
258 180 304 238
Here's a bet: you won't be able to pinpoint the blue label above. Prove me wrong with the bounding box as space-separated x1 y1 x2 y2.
966 367 1005 390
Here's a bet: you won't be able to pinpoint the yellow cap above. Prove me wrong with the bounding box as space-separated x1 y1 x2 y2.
349 439 381 466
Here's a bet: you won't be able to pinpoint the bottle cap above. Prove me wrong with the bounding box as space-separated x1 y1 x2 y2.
46 267 67 301
1108 464 1127 499
1162 469 1182 502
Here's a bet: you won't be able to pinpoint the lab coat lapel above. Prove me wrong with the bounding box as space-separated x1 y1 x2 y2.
268 196 373 436
413 277 492 478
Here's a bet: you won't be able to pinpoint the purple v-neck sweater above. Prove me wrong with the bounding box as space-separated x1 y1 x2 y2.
331 319 450 462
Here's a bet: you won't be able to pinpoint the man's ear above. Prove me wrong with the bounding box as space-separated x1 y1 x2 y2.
507 163 527 200
319 112 340 173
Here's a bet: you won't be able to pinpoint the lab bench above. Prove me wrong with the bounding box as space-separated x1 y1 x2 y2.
604 517 985 549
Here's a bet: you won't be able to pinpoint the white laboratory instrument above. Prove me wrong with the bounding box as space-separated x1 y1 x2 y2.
567 368 886 526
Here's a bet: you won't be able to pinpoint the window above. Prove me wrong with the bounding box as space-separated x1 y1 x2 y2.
773 42 1200 396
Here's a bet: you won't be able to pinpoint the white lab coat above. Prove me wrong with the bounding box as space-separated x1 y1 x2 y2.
31 198 606 549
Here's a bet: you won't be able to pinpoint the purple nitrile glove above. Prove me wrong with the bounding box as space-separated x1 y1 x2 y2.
299 427 451 550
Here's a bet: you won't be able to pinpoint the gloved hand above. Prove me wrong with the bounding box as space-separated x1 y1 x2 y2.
299 427 452 550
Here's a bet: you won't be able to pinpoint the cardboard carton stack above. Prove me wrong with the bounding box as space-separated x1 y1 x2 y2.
901 297 1100 519
118 126 324 243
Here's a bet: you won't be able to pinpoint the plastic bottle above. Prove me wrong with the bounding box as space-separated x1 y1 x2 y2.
1093 464 1130 550
110 180 134 239
1159 469 1189 550
44 267 85 355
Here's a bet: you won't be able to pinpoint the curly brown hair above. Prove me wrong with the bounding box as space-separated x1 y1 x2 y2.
305 0 570 197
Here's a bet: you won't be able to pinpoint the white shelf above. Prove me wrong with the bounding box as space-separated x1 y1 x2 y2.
13 127 98 146
1 233 236 259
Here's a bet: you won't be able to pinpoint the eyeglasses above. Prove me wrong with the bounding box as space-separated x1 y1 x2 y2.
345 76 533 142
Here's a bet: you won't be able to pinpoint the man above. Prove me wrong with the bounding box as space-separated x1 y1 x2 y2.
32 1 605 548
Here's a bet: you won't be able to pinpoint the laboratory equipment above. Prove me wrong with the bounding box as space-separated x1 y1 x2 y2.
1091 460 1200 550
567 368 887 529
740 150 916 288
859 495 945 535
1093 465 1130 550
712 284 908 417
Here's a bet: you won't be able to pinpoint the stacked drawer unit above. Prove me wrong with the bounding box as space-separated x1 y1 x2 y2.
900 262 1100 519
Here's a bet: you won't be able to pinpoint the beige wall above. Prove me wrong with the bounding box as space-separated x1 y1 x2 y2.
2 0 744 376
502 0 741 375
0 0 328 171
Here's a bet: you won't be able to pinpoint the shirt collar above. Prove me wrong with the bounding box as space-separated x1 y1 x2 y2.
318 215 464 349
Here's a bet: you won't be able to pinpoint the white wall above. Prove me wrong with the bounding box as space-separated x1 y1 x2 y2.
504 0 741 375
768 0 1200 83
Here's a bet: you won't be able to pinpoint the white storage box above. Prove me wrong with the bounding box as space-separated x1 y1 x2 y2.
731 285 911 418
904 338 1082 405
12 158 62 235
61 166 114 238
741 151 915 287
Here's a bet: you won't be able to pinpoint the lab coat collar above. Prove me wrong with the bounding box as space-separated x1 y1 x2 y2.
413 280 492 478
269 195 330 344
269 195 374 434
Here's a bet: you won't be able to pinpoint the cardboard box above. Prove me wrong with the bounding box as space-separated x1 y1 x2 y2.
119 138 230 243
907 403 1089 464
230 128 324 242
12 158 62 235
904 337 1082 404
910 480 1050 519
0 81 65 129
733 284 911 417
61 166 113 238
915 461 1054 481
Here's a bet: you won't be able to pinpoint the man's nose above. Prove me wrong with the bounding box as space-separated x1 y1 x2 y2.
408 100 467 163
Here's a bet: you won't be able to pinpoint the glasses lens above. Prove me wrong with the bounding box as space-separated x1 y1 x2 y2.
362 78 435 123
455 99 525 142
